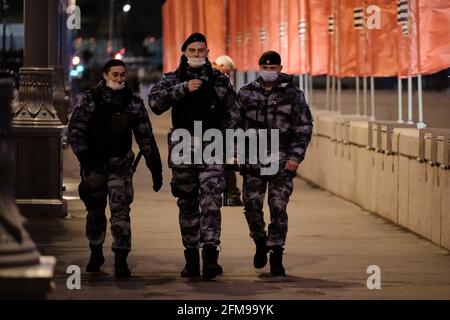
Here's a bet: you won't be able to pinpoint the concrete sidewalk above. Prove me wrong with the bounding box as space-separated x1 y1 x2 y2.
25 112 450 300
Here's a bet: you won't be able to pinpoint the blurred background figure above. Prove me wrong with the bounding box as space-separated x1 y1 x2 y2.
213 55 236 86
213 55 243 207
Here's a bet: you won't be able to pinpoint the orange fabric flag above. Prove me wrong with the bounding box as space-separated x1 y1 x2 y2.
173 0 186 56
337 0 358 77
260 0 271 53
162 0 176 72
309 0 331 75
418 0 450 75
287 0 301 74
242 0 251 70
203 0 227 62
268 0 281 54
279 0 289 70
182 0 195 37
328 0 339 76
250 0 263 70
227 0 240 69
366 0 399 77
353 0 369 77
300 0 310 74
236 0 246 69
398 0 418 77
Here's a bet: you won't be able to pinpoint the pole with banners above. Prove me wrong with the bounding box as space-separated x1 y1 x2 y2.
326 74 330 110
354 6 364 115
396 0 408 123
407 75 413 124
305 0 313 105
299 1 308 99
398 0 414 124
370 76 375 120
327 14 335 111
415 0 426 129
336 0 341 114
363 76 368 116
304 74 309 101
397 77 403 123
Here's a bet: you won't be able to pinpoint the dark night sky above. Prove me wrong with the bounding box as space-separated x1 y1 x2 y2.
5 0 164 57
76 0 164 39
6 0 164 39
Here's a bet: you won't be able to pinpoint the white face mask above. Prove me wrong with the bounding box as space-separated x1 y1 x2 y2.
260 70 279 83
106 80 125 91
187 57 207 68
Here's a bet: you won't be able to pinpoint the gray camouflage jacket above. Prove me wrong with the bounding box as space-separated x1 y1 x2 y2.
238 73 313 164
148 67 241 168
148 68 241 130
68 81 162 173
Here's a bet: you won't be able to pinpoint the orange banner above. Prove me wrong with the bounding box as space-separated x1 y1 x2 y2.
418 0 450 75
398 0 418 77
309 0 331 75
287 0 300 74
162 0 175 72
242 0 251 70
268 0 281 54
337 0 358 77
366 0 399 77
162 0 449 75
328 0 338 76
250 0 263 70
203 0 227 62
279 0 289 70
227 0 240 69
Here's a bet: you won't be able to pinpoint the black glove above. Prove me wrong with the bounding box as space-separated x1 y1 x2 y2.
151 170 163 192
148 151 163 192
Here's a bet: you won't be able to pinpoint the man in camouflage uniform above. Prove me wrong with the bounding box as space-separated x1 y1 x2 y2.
212 55 243 207
68 59 163 278
238 51 313 276
148 33 240 280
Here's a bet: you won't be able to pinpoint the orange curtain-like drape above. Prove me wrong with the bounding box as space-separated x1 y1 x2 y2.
162 0 175 72
287 0 300 74
367 0 399 77
417 0 450 75
309 0 331 75
162 0 450 75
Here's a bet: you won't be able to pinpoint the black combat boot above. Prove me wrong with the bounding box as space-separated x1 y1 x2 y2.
202 245 223 280
181 248 200 278
269 247 286 276
253 238 268 269
113 249 131 278
86 244 105 273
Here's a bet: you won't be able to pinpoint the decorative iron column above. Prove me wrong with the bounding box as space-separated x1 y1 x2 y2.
0 76 55 299
12 0 67 217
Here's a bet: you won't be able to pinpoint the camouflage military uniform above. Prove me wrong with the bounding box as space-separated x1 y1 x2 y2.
148 59 240 248
68 81 162 252
238 73 313 249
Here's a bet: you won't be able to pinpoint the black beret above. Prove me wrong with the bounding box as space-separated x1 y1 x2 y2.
258 51 281 65
102 59 127 73
181 32 207 52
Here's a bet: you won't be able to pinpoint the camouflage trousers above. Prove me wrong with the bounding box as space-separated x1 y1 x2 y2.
78 162 134 252
170 164 225 249
242 165 295 249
